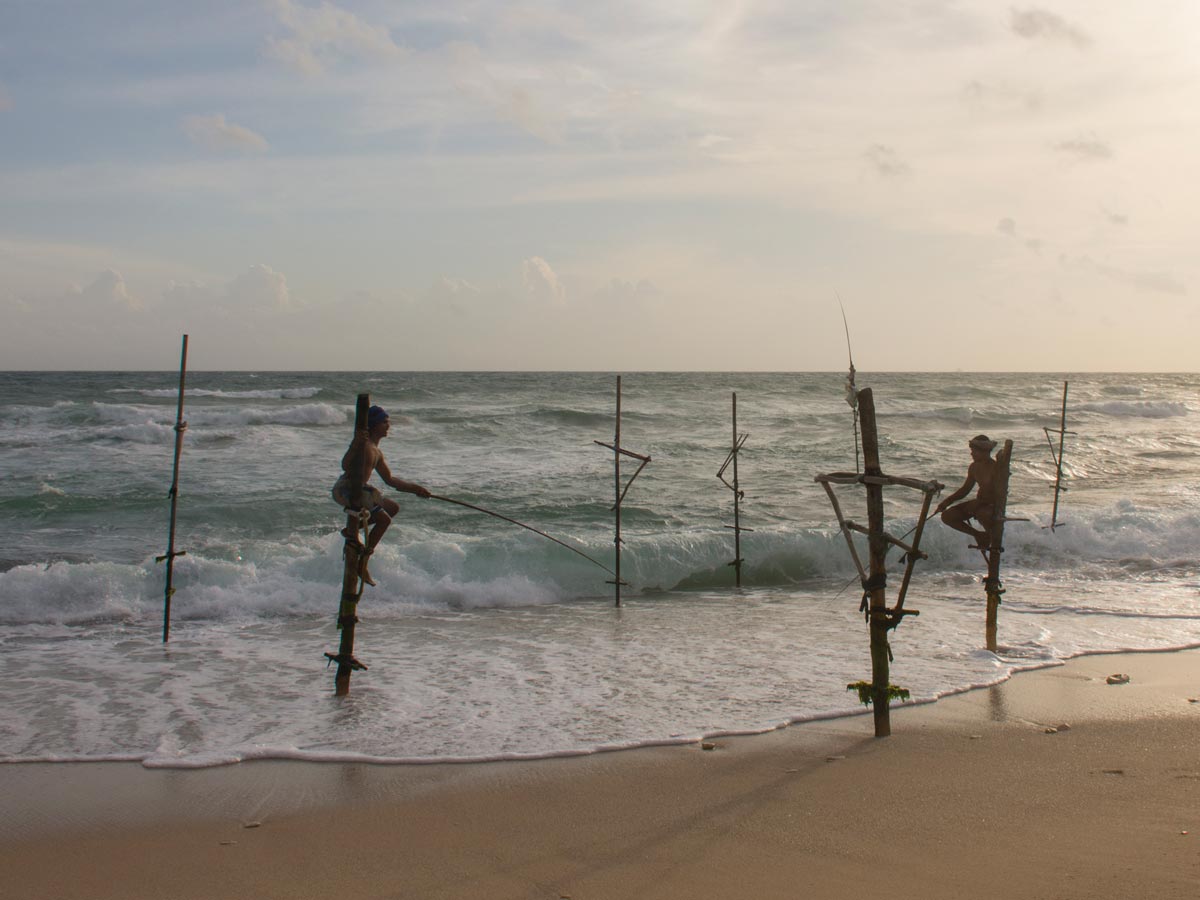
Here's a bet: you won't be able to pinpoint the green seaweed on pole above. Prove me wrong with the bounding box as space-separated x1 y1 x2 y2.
847 680 910 706
155 334 189 644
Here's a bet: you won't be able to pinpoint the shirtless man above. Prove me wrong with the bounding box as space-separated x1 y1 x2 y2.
333 405 431 585
934 434 998 547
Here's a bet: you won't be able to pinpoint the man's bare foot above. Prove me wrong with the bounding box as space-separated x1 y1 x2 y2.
359 547 378 587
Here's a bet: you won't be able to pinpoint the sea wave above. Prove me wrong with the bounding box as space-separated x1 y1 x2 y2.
1075 400 1189 418
110 387 322 400
2 503 1197 626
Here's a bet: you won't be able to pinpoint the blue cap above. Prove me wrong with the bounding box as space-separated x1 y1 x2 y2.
367 405 389 427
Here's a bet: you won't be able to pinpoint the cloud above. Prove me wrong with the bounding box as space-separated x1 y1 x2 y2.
1072 256 1186 296
0 83 11 111
1054 135 1113 161
963 79 1042 112
182 114 269 153
996 218 1045 253
1010 8 1091 50
1101 206 1129 226
264 0 404 75
864 144 910 178
76 269 141 311
228 263 291 311
424 276 484 316
591 277 662 308
164 264 291 313
522 257 566 305
448 42 565 145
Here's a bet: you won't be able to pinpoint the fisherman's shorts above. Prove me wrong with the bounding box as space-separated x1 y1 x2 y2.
332 475 384 511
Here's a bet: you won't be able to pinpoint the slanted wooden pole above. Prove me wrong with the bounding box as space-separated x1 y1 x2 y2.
160 334 189 643
858 388 891 737
332 394 370 695
985 439 1014 653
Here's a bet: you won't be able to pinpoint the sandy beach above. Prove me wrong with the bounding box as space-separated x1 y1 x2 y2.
4 648 1199 900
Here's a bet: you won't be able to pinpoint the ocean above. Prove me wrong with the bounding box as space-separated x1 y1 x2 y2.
1 371 1198 767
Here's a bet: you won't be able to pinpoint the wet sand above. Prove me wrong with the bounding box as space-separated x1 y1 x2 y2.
3 649 1199 899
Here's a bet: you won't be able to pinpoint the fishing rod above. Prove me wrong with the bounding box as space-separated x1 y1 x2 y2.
838 296 861 472
429 494 615 576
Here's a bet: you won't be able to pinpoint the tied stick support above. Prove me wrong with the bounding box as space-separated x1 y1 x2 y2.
1043 380 1074 531
156 334 189 643
328 393 370 695
716 391 751 586
593 375 650 607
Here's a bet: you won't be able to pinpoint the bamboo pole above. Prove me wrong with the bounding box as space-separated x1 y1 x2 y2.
159 334 189 644
858 388 891 737
985 439 1014 653
331 394 370 695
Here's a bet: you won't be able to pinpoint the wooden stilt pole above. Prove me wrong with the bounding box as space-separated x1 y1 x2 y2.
858 388 891 737
985 439 1014 653
613 376 623 607
1046 381 1070 531
593 376 650 607
330 394 370 695
731 393 742 586
158 334 189 644
717 391 750 586
816 395 941 737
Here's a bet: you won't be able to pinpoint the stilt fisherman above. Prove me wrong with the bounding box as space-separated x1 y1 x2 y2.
332 405 431 585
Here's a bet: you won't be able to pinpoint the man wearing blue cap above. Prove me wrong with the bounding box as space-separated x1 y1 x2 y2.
333 405 431 585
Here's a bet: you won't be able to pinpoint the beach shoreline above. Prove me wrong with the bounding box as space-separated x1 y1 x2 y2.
4 647 1199 899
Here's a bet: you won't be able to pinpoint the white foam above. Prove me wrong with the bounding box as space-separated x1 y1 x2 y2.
1076 400 1189 418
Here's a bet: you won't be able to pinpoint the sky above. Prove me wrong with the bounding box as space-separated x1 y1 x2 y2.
1 1 1198 371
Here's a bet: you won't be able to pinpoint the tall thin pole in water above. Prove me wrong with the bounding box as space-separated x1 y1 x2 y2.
717 392 749 586
593 376 650 607
985 440 1015 652
329 394 370 695
731 393 742 586
1046 381 1070 531
159 334 189 643
613 376 622 605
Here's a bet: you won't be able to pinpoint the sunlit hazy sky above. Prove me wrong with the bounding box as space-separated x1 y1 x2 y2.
1 1 1197 370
